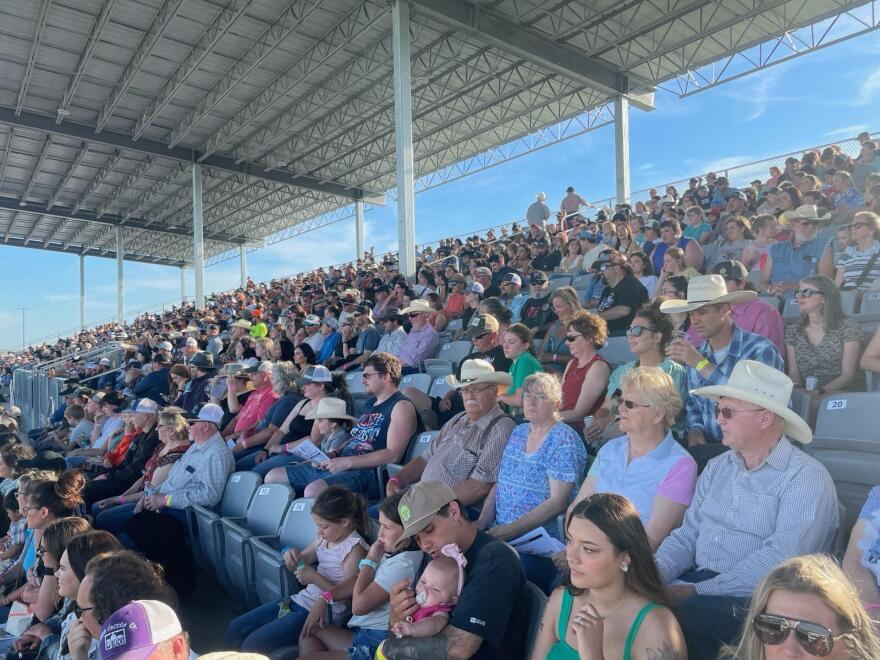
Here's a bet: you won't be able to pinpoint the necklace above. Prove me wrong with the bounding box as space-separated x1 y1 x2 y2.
586 592 631 620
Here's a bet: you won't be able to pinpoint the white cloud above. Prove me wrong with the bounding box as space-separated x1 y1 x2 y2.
856 67 880 106
822 124 869 139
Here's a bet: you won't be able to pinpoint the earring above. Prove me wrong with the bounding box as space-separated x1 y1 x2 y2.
621 563 629 573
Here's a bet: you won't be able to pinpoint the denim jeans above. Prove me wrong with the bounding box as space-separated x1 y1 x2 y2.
225 601 310 653
94 502 139 534
285 463 380 499
676 568 749 659
519 552 561 596
348 627 388 660
234 446 265 471
251 453 295 478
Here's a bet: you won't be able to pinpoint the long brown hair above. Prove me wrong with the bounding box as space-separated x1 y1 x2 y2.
565 493 674 610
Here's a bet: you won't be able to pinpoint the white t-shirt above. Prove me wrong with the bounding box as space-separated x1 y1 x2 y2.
347 550 421 631
93 416 124 450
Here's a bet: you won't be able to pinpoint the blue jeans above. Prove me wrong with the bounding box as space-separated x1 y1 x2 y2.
234 446 265 471
225 601 310 652
348 627 388 660
251 454 295 478
95 502 139 534
519 552 560 596
285 463 380 499
676 569 749 659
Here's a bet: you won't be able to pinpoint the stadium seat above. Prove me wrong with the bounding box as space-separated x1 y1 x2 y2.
445 318 464 334
855 290 880 334
344 370 366 395
806 392 880 536
250 498 317 605
525 581 549 657
377 431 439 498
781 296 800 323
756 295 782 311
571 274 595 290
746 270 763 285
428 375 453 399
221 483 294 606
788 388 812 424
840 289 859 316
423 341 472 377
192 471 261 587
400 373 433 394
599 336 635 368
549 275 573 290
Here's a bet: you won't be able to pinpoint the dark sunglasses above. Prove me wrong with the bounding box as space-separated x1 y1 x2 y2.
619 398 651 410
564 334 582 343
714 401 763 419
752 613 843 657
793 288 820 299
407 313 423 318
849 222 869 230
472 332 490 340
627 325 656 337
794 219 819 226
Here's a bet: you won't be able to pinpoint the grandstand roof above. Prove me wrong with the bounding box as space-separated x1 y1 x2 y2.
0 0 869 267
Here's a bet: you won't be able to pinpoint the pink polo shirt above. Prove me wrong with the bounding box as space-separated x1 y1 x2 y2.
235 385 278 439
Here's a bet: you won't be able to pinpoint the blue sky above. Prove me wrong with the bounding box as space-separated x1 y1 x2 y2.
2 29 880 351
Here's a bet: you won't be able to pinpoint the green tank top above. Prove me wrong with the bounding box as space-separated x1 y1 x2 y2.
546 588 660 660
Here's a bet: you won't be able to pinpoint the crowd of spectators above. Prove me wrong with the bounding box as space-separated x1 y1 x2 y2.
0 134 877 658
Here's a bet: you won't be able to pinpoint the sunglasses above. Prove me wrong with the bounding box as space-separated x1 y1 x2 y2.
472 332 490 340
849 222 869 230
793 288 820 299
564 334 582 343
627 325 655 337
752 613 843 657
618 398 651 410
714 401 763 419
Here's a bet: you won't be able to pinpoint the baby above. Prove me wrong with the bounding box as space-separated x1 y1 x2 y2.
392 544 467 638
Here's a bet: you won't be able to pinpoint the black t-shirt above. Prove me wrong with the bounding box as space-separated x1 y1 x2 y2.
456 345 512 379
596 274 648 336
519 295 557 332
412 530 527 660
483 284 501 299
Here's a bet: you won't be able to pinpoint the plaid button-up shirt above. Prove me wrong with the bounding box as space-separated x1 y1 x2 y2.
655 437 838 597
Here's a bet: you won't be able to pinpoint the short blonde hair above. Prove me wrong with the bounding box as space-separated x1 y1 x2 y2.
619 367 682 428
522 373 563 420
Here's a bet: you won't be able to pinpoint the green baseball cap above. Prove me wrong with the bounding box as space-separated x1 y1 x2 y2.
398 481 457 542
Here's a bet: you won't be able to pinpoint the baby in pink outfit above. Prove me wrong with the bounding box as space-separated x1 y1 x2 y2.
392 543 467 638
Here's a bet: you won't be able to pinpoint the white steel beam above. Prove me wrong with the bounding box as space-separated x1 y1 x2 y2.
47 141 89 209
79 253 85 329
0 128 13 188
115 225 124 323
192 165 205 310
614 95 630 204
239 245 247 288
355 199 364 260
392 0 416 279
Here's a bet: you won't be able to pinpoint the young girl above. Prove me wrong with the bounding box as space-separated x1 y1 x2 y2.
742 214 779 272
224 487 369 653
498 324 543 415
303 397 354 458
0 491 24 573
298 492 422 660
390 544 467 639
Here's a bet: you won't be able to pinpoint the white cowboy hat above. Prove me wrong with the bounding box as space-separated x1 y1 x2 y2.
536 192 546 201
400 299 434 315
659 274 756 314
446 359 512 389
785 204 832 223
691 360 812 444
305 397 357 422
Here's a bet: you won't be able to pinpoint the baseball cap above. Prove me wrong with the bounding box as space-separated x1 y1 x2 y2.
303 314 321 326
185 337 198 347
464 282 484 296
577 230 597 241
99 358 111 366
501 272 522 286
712 260 748 281
465 314 499 337
322 317 339 329
529 271 548 284
471 267 491 277
98 600 182 660
187 403 224 426
398 481 457 542
726 190 747 201
123 399 160 414
297 365 333 386
157 341 173 352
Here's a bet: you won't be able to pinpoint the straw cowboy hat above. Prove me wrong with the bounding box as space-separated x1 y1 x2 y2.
446 359 512 389
692 360 812 444
659 274 756 314
786 204 832 223
400 299 433 315
305 397 357 422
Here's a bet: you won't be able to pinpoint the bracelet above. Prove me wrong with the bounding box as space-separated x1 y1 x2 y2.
387 477 400 485
695 358 710 371
320 591 334 604
164 495 172 508
359 559 379 572
865 602 880 611
117 495 125 504
552 353 557 363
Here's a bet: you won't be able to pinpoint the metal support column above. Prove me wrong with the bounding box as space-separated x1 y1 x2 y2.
180 267 186 302
115 226 124 324
79 253 85 330
355 200 365 261
239 245 247 288
614 95 630 205
192 164 205 310
392 0 416 279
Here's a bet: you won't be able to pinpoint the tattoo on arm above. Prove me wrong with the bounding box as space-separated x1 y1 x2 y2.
382 636 451 660
646 643 685 660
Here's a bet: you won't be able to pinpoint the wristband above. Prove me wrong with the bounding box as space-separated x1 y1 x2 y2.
387 477 400 485
164 495 172 508
866 602 880 611
320 591 334 604
359 558 379 572
117 495 125 504
552 353 557 363
695 358 710 371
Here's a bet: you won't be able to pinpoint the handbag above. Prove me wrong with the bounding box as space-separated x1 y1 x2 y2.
5 601 33 636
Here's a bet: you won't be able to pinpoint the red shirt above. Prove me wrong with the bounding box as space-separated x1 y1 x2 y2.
235 385 278 439
562 354 608 429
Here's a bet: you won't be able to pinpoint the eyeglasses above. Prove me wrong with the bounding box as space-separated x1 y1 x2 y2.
522 392 551 402
564 334 583 343
752 613 845 657
361 371 383 381
627 325 656 337
461 384 496 398
714 402 764 419
472 332 490 340
74 605 94 618
793 288 821 299
660 289 679 296
619 398 652 410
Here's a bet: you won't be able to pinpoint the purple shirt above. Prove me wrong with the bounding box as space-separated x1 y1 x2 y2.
686 300 785 355
398 323 440 367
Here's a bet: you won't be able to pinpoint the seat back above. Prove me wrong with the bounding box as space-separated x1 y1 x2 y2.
245 484 295 536
756 295 782 311
811 392 880 454
344 371 366 395
781 296 800 323
549 276 572 291
860 290 880 317
428 376 453 399
525 581 549 657
219 472 262 518
400 373 433 394
434 341 473 367
599 336 635 368
407 431 438 463
811 451 875 540
840 290 859 315
571 274 594 290
445 318 464 333
277 498 318 551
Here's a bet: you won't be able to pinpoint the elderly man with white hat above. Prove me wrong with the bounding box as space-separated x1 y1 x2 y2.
397 300 440 375
526 191 551 228
655 360 838 659
387 359 516 510
661 274 783 466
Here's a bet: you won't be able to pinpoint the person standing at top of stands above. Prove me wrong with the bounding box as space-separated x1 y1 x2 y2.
177 351 215 415
650 219 704 275
221 319 252 363
559 186 592 225
268 353 417 500
526 192 551 228
661 275 783 467
654 360 838 659
519 271 557 335
397 300 440 376
592 252 649 338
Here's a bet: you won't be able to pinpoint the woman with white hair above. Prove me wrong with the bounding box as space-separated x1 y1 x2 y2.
478 372 587 594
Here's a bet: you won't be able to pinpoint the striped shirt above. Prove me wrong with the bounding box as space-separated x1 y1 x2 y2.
837 240 880 290
655 437 838 597
686 325 783 443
